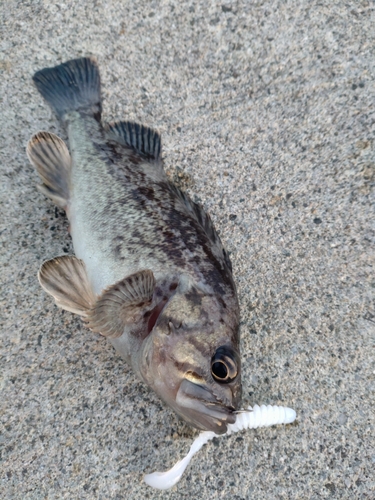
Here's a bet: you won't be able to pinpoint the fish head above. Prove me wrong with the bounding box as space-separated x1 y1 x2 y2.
139 282 241 434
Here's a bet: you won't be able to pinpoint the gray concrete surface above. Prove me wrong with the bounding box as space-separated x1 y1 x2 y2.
1 1 374 498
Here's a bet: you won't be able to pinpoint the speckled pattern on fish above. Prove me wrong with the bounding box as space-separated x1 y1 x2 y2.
27 57 242 435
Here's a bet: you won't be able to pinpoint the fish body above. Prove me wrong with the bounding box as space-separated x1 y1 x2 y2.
27 58 241 434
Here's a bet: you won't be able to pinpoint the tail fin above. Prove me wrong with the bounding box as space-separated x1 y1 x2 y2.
32 57 102 120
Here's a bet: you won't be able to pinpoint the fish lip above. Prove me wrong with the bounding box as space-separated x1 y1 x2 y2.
175 379 237 434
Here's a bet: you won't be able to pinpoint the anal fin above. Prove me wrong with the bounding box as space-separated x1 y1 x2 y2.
38 256 95 316
27 131 71 208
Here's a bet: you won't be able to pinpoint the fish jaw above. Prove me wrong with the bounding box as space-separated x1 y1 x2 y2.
148 369 241 434
174 379 238 434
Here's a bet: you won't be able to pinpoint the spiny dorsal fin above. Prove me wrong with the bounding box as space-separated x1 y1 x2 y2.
105 121 161 160
171 184 233 272
85 270 155 338
27 131 71 209
38 256 96 316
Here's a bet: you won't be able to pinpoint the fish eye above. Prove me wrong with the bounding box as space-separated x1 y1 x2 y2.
211 346 239 383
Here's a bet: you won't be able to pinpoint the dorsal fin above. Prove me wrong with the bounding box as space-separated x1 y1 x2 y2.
105 121 161 160
170 185 233 272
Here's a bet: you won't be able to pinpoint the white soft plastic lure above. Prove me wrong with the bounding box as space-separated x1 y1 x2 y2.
144 404 296 490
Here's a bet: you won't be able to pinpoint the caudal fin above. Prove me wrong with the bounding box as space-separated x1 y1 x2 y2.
32 57 102 120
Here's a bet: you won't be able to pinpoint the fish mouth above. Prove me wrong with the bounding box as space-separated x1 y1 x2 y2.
175 379 237 434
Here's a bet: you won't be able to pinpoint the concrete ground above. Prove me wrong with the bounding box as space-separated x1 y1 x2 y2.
1 1 374 498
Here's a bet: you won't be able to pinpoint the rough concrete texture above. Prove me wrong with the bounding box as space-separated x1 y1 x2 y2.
1 1 374 498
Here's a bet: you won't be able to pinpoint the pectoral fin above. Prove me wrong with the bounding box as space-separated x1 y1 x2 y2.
38 256 95 315
39 259 155 338
85 270 155 338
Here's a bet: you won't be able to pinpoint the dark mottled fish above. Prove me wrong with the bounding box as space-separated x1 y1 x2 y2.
27 58 241 434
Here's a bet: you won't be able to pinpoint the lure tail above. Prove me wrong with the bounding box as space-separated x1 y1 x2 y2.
144 404 297 490
32 57 102 120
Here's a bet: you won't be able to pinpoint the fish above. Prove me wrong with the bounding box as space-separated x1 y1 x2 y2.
26 57 241 434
